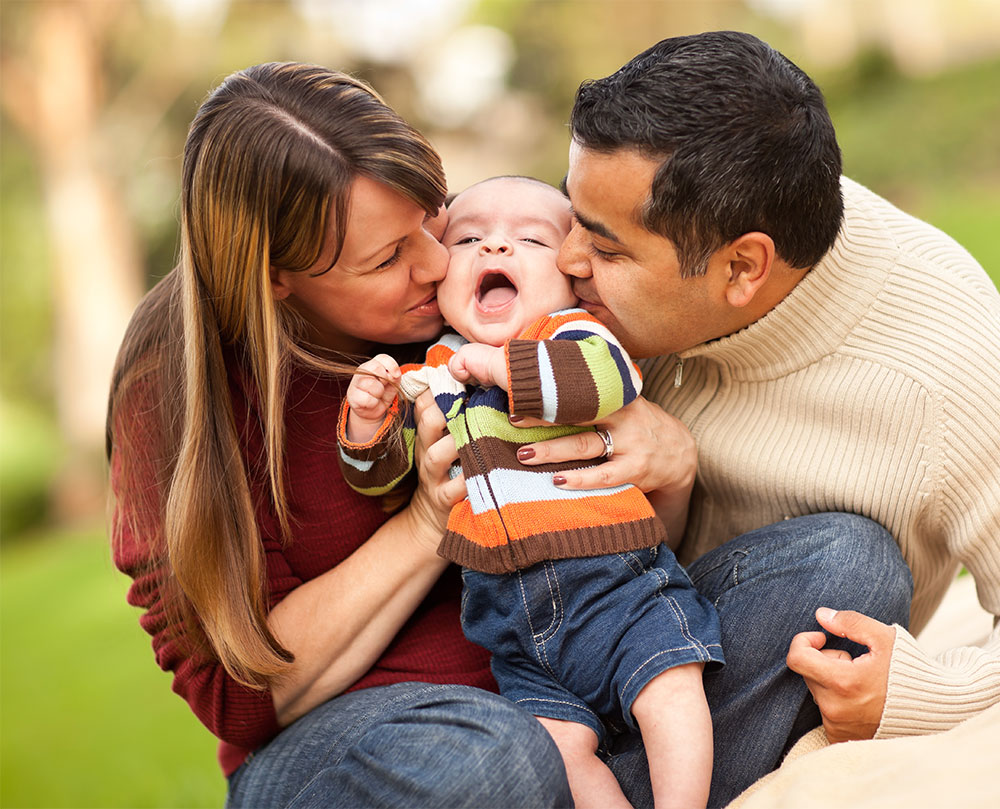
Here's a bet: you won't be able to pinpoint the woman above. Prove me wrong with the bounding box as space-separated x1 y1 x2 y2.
107 62 574 808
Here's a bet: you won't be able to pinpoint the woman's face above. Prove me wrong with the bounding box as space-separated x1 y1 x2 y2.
271 175 448 353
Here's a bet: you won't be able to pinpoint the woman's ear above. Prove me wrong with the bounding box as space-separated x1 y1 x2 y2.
270 267 293 301
721 232 775 308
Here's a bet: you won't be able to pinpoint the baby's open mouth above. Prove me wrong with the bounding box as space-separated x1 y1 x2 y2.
476 271 518 310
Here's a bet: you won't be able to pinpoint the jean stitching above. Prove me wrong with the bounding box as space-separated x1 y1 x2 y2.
535 563 564 676
620 643 708 700
518 564 561 677
515 696 601 720
663 593 711 659
616 551 643 576
650 565 669 593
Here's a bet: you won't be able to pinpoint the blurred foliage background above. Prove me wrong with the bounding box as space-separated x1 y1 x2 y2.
1 1 998 807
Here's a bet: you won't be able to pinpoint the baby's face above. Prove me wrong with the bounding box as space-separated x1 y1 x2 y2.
437 178 576 346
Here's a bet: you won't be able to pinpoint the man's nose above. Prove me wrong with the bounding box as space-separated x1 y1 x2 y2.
557 223 592 278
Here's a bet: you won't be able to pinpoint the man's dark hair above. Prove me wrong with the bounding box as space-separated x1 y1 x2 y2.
570 31 844 277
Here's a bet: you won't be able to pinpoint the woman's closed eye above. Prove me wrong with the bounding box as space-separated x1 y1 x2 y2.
374 242 404 270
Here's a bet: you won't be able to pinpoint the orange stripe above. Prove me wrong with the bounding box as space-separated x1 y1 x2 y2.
447 503 510 548
423 343 455 367
447 489 656 549
499 490 655 536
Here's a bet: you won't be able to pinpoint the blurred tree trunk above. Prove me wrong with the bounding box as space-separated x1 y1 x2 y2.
2 0 144 519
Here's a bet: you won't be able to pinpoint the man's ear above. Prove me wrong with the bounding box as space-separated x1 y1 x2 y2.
270 267 293 301
719 232 775 308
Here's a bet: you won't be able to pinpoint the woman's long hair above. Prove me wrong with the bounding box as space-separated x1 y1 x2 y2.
107 63 447 688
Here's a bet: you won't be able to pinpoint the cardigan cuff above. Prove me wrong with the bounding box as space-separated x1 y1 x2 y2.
506 339 544 418
336 397 399 459
876 623 1000 739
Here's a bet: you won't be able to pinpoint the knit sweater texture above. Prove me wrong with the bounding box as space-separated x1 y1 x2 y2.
338 309 665 573
640 177 1000 739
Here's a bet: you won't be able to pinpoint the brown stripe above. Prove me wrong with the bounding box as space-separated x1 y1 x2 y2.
543 340 601 424
460 434 607 475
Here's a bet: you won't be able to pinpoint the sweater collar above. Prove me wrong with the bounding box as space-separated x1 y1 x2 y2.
678 178 896 381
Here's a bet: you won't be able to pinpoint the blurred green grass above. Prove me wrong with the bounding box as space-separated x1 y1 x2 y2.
1 528 224 808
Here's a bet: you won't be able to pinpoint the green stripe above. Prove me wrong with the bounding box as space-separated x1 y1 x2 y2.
579 336 624 417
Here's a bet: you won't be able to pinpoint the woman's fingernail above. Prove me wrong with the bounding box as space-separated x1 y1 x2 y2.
509 415 524 424
517 447 535 461
553 475 567 486
817 607 837 622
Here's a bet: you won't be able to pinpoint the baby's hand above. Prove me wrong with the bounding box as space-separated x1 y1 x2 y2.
346 354 401 443
449 343 508 390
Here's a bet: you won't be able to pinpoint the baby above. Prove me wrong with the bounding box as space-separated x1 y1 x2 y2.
338 176 723 809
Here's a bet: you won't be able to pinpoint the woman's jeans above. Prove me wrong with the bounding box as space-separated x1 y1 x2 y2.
227 513 912 809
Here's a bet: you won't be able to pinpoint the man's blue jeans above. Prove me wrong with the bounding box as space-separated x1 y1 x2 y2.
227 513 912 808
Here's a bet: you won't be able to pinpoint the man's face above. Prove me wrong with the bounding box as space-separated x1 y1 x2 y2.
558 141 730 358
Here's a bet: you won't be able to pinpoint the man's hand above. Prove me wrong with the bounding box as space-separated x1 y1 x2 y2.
786 607 897 743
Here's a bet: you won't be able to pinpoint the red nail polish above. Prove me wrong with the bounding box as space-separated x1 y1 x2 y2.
509 415 523 424
517 447 535 461
553 475 567 486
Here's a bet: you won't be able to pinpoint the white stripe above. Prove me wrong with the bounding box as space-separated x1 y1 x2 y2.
464 467 631 514
538 342 559 422
338 447 375 472
436 332 468 352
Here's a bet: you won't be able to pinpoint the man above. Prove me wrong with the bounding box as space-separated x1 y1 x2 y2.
520 31 1000 807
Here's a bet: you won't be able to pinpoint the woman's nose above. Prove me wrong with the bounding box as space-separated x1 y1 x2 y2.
413 235 449 283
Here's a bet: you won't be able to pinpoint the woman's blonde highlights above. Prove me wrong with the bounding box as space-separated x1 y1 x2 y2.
109 63 446 688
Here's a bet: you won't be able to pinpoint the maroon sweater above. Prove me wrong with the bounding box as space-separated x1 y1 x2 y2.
111 355 494 776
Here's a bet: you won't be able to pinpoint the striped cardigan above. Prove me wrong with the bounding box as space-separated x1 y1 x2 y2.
338 308 666 573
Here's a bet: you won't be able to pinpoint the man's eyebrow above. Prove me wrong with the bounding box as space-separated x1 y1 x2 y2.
571 207 622 244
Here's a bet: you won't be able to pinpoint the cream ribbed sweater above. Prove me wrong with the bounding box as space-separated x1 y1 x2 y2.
641 177 1000 738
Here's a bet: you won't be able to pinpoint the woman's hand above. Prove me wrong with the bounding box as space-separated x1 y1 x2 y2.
404 389 465 548
514 397 697 542
515 397 694 491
